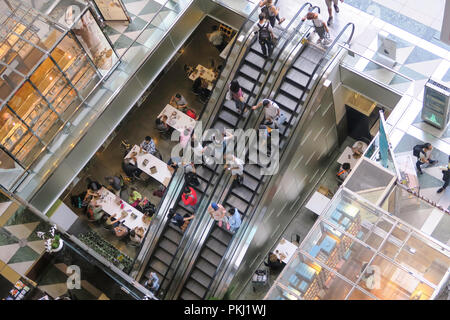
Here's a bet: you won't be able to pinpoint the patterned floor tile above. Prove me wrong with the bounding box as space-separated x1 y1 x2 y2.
114 34 134 49
124 15 148 33
4 222 40 241
0 228 18 246
404 46 441 65
7 261 35 276
7 246 40 264
27 240 46 255
27 221 51 242
139 1 163 15
4 208 40 226
124 0 149 16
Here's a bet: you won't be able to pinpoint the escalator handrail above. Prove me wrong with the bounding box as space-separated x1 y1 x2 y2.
204 22 355 299
200 3 316 299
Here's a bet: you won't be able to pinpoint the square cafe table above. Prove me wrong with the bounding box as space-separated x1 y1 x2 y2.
97 187 150 231
158 104 197 134
274 238 298 264
125 145 172 187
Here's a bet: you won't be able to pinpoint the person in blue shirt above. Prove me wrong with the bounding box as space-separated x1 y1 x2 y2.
226 207 242 233
140 136 156 155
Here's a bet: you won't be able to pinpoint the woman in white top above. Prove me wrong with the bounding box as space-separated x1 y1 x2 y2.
259 0 285 27
208 202 229 229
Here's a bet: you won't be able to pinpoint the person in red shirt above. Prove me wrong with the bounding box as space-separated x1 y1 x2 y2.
181 186 197 207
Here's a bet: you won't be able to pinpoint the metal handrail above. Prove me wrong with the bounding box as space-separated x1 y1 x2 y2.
205 22 356 299
200 3 315 299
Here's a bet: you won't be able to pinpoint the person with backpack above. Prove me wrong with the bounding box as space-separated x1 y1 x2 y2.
437 155 450 193
168 209 195 232
253 13 275 58
413 143 437 175
302 11 331 45
259 0 285 27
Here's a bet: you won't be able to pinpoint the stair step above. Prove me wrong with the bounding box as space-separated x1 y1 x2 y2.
302 46 324 64
293 56 317 75
218 109 239 127
196 258 217 277
148 260 168 279
200 248 222 267
153 248 173 266
191 268 213 288
231 184 254 202
180 289 201 300
236 75 257 94
243 163 262 180
240 63 262 81
159 238 177 256
245 51 265 69
242 172 260 191
274 93 298 112
211 227 233 246
165 225 183 244
184 280 206 298
280 81 305 100
225 194 249 214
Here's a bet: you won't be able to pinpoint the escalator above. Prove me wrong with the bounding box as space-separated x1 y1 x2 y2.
175 4 317 300
138 1 288 296
175 21 355 300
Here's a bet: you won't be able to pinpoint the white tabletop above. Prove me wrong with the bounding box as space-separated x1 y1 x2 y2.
337 146 361 169
125 145 172 187
274 238 297 264
158 104 197 134
305 191 331 216
189 64 216 82
97 187 150 231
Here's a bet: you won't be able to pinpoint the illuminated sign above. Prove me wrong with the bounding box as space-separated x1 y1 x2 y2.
421 79 450 129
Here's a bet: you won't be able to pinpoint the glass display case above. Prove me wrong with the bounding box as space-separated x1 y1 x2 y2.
265 188 450 300
0 0 104 188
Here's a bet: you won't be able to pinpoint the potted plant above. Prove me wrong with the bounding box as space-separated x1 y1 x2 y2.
36 224 64 253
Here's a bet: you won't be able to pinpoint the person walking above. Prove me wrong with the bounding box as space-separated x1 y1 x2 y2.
208 202 229 229
207 25 225 52
325 0 344 26
413 143 437 175
253 13 275 58
259 0 285 27
437 155 450 193
224 154 245 186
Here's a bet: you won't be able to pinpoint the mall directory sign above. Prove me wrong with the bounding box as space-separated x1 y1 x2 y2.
421 79 450 129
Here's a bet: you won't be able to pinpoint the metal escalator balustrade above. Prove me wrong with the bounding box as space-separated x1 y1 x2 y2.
137 2 279 297
173 3 317 300
203 22 357 299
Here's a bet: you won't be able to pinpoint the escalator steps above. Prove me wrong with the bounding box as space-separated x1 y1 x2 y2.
280 81 305 101
293 56 317 75
165 225 183 244
160 238 178 255
154 248 173 266
236 75 257 94
184 279 206 298
200 247 222 267
205 237 228 257
191 268 212 288
275 93 298 112
245 51 265 69
180 289 201 300
286 68 310 88
302 46 324 64
240 64 263 81
211 227 233 246
231 184 254 203
225 194 249 214
218 109 239 127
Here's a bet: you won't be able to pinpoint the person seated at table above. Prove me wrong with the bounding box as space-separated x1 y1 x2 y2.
136 197 155 216
128 187 143 207
184 64 195 77
351 140 367 158
155 114 172 134
181 186 198 207
104 213 121 229
113 223 129 239
337 162 351 182
87 197 104 222
169 93 188 112
192 77 211 101
122 158 141 179
82 177 102 206
264 252 286 272
129 226 145 244
140 136 156 155
105 176 122 196
168 209 195 232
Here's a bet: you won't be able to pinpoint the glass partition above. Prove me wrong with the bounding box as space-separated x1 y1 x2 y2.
265 187 450 300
